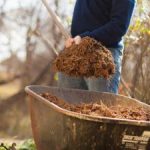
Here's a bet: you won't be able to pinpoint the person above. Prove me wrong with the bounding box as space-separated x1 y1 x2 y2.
58 0 136 94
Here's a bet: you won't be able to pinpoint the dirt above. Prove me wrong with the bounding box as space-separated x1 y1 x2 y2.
41 93 150 121
54 37 115 79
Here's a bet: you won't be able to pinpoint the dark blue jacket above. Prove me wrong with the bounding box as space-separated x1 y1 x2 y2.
71 0 136 48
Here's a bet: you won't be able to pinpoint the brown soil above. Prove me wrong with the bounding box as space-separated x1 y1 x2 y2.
54 37 115 79
41 93 150 121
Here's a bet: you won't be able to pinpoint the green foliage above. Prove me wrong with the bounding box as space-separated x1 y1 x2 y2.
0 140 36 150
0 148 6 150
18 139 36 150
0 143 16 150
0 147 7 150
129 17 150 35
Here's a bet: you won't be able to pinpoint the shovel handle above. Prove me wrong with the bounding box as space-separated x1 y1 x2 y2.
42 0 70 40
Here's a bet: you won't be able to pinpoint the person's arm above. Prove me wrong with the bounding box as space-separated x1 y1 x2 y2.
80 0 136 46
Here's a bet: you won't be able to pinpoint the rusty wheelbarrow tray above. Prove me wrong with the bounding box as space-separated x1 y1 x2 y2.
25 85 150 150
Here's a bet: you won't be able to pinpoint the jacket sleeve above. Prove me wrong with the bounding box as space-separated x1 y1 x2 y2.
80 0 136 46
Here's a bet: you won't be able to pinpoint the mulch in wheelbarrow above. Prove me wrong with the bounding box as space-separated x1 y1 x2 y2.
41 93 150 121
54 37 115 79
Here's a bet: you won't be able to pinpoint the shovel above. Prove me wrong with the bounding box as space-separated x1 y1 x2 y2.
42 0 70 41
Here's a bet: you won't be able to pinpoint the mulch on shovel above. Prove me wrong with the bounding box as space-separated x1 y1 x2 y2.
41 93 150 121
54 37 115 79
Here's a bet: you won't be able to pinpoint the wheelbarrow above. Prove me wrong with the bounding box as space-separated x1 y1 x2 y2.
25 85 150 150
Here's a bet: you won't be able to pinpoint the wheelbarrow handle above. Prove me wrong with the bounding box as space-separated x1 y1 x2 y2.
42 0 70 40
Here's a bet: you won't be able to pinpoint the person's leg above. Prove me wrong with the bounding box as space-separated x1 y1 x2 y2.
58 73 88 90
86 48 123 94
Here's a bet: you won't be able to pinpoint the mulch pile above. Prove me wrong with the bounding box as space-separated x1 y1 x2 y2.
54 37 115 79
41 93 150 121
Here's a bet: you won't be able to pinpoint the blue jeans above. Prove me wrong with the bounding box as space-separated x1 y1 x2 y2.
58 47 123 94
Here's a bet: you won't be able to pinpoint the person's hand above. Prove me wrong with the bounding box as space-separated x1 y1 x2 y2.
65 36 81 48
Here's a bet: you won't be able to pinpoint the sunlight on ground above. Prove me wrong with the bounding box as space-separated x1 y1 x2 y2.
0 80 21 100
